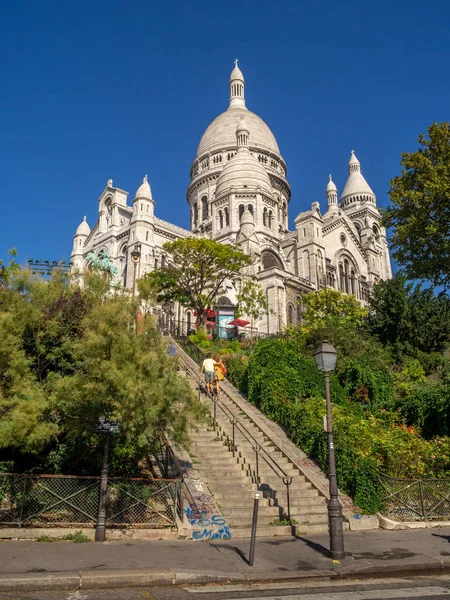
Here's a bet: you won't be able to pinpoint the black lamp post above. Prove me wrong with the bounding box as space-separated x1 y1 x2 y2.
95 416 119 543
130 243 141 297
313 340 345 560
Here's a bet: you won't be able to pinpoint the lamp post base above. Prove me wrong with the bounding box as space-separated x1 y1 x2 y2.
328 496 345 560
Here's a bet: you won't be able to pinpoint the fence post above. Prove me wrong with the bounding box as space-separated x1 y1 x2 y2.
419 480 427 521
18 476 28 528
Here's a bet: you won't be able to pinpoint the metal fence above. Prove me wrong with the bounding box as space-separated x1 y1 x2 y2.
160 317 275 343
380 473 450 521
0 473 181 528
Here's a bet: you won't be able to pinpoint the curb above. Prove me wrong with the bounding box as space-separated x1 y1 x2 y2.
2 561 450 592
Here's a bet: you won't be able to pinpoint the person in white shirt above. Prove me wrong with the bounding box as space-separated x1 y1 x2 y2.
200 354 217 396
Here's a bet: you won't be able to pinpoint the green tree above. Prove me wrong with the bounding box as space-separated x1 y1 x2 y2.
0 263 204 469
368 274 450 361
301 288 367 331
140 237 251 326
49 295 203 454
235 278 269 332
384 122 450 289
0 248 20 288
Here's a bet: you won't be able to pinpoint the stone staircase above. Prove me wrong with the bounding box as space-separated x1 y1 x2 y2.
171 336 360 538
189 427 289 537
188 389 330 538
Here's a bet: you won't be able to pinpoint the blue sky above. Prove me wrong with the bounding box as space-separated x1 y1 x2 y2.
1 0 449 266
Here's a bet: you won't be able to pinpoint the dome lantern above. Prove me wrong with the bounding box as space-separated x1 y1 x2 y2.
236 114 250 150
75 216 90 237
134 175 153 202
229 58 246 109
326 174 338 211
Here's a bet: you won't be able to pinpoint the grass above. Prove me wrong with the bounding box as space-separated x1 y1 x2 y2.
36 530 91 543
269 518 298 526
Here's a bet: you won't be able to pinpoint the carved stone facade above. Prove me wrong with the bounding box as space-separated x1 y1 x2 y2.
71 61 391 334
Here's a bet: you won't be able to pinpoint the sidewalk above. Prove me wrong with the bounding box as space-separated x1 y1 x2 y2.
1 527 450 591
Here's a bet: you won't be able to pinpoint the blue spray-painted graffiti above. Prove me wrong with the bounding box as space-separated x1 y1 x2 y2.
184 508 231 540
192 526 231 540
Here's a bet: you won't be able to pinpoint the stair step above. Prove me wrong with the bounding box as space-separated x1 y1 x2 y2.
226 515 277 527
214 498 272 508
291 512 329 524
230 525 293 538
221 506 280 518
267 487 319 498
267 496 326 507
294 522 350 535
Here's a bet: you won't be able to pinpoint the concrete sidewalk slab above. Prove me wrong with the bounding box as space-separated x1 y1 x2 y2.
1 528 450 591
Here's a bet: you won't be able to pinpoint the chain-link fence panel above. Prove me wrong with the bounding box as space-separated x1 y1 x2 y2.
380 473 450 521
0 474 28 525
0 474 99 526
107 478 180 527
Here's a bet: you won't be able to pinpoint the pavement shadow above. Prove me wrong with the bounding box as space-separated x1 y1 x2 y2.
210 542 250 566
295 535 331 559
432 533 450 543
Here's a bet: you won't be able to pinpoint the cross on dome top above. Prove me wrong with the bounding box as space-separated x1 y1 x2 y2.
229 59 246 109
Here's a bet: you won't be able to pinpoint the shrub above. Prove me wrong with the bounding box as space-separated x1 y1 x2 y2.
189 329 212 348
400 381 450 439
225 355 248 395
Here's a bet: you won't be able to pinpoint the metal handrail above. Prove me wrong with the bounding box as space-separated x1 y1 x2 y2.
176 346 294 521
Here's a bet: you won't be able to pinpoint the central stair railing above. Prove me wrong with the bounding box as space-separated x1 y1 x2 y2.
173 335 294 523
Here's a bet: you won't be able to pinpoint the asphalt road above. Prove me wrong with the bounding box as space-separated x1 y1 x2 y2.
3 576 450 600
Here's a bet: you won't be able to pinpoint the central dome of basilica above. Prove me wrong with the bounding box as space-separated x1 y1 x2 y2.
195 60 281 160
197 108 280 158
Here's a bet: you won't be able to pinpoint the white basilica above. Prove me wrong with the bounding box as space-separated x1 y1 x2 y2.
71 61 392 333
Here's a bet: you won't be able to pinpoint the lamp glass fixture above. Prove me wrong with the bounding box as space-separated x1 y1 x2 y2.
313 340 338 372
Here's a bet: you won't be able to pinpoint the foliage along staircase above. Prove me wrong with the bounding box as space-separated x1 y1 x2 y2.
175 338 342 538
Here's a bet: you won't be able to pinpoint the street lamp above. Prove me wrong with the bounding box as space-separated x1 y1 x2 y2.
95 416 119 542
130 243 141 297
313 340 345 560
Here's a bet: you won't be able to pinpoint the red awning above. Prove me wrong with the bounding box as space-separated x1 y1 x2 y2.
227 318 250 327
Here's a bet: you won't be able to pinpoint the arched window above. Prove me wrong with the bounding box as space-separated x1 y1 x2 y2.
372 223 380 239
186 311 192 332
302 250 310 280
287 303 294 325
219 210 224 229
201 196 208 220
161 255 166 269
146 231 149 241
225 207 230 226
248 204 254 215
239 204 245 220
263 207 267 226
317 250 323 273
344 259 349 293
193 203 198 226
268 210 273 228
262 251 282 270
296 296 303 324
282 201 287 226
339 263 345 291
350 269 356 295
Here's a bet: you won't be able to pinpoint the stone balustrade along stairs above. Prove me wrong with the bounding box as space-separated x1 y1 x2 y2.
174 338 354 538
